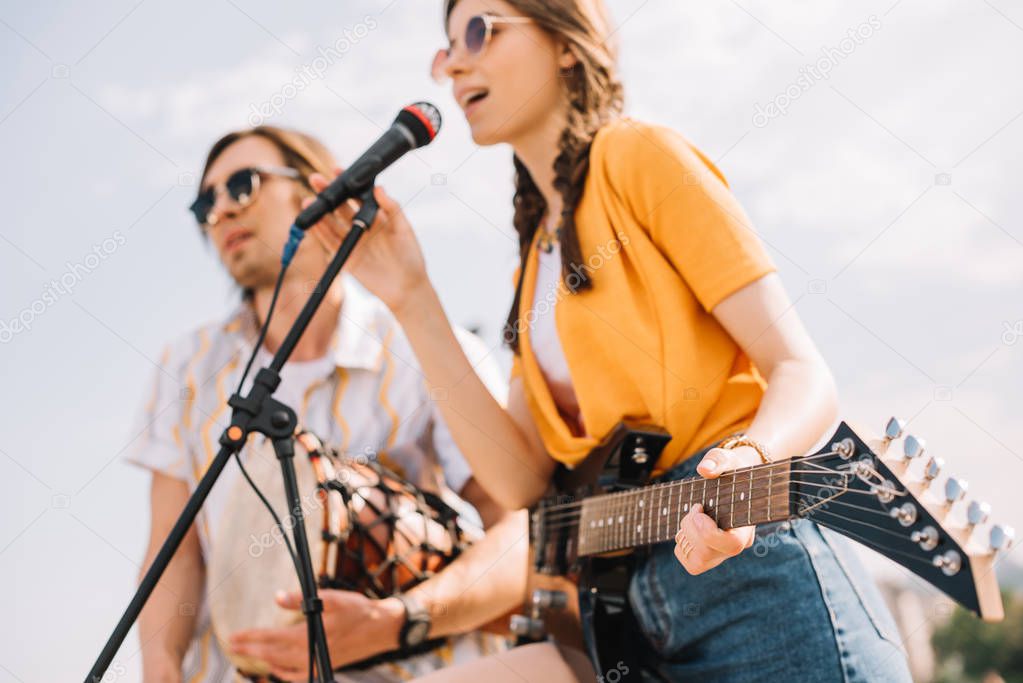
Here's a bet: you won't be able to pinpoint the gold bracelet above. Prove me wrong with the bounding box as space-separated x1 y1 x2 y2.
718 434 772 464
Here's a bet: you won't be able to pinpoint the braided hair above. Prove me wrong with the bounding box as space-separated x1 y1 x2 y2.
444 0 625 352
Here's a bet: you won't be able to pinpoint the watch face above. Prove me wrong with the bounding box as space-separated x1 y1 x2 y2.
407 620 430 646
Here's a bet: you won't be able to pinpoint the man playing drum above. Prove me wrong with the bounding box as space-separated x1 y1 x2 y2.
127 125 524 682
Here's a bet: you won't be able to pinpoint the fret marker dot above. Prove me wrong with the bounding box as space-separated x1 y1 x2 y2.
639 500 644 507
618 515 624 523
662 507 668 515
636 525 642 533
709 498 714 507
684 503 689 511
740 492 745 501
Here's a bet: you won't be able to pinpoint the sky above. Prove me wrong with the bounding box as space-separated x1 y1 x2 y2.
1 0 1022 680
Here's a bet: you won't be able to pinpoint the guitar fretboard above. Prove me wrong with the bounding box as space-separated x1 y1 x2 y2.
574 461 792 556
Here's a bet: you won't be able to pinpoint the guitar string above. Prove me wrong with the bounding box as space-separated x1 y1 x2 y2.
579 509 950 571
789 489 907 520
808 510 948 569
541 440 910 521
537 469 860 524
575 498 962 569
539 486 788 526
538 475 790 524
573 486 951 556
535 447 861 514
538 459 907 543
537 458 900 523
795 502 946 545
540 484 909 531
536 471 789 515
539 480 909 532
537 453 824 514
529 450 968 570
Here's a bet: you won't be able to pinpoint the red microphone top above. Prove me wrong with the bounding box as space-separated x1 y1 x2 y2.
398 102 442 148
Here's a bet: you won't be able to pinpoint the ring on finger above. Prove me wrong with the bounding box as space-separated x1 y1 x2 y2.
675 529 695 559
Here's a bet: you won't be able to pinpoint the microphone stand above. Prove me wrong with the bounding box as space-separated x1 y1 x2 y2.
86 188 380 683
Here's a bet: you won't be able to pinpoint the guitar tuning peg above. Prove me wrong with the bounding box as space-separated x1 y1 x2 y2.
932 549 963 576
990 524 1015 553
923 456 944 482
966 500 991 528
884 416 906 442
943 477 968 506
509 614 546 640
902 434 926 462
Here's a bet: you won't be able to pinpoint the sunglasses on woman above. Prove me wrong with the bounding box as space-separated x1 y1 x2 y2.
188 165 301 227
431 14 533 82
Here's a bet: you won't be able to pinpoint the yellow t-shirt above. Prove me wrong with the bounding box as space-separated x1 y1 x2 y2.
513 117 777 475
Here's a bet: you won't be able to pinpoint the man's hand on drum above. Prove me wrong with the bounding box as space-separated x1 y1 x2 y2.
229 588 404 680
672 446 761 575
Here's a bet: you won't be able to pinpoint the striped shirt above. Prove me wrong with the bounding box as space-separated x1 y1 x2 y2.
127 274 507 682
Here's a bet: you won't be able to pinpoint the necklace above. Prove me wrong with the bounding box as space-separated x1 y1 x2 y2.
536 217 562 254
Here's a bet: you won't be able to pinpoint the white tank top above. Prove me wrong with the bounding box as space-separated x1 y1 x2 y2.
530 239 587 436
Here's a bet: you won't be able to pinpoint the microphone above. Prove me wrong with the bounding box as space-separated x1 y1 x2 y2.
282 102 442 265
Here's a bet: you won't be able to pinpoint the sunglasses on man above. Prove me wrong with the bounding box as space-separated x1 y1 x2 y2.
188 165 301 227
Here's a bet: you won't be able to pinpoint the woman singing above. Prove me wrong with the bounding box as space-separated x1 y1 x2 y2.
310 0 913 680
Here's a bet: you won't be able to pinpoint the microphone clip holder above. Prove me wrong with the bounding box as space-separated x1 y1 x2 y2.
350 186 379 231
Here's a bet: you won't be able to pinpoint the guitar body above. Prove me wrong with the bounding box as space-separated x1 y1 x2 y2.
522 542 646 671
522 551 583 650
517 423 672 675
575 552 646 675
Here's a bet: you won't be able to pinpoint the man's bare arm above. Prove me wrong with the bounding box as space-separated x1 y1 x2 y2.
138 472 205 683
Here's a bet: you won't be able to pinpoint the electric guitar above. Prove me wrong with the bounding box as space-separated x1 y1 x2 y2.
510 418 1014 674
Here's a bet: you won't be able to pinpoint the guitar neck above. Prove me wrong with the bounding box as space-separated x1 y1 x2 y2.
575 460 794 556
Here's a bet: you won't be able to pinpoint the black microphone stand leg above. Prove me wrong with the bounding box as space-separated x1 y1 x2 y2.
271 433 334 682
229 374 335 683
85 186 382 683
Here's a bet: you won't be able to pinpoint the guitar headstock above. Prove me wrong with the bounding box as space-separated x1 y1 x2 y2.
789 419 1013 621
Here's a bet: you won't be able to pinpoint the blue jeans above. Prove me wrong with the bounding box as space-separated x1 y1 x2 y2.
626 445 913 682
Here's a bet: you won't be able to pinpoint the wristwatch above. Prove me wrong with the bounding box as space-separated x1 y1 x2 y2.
395 593 432 650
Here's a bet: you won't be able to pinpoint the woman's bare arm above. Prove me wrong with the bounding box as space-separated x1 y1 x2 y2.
677 272 839 575
306 178 554 510
395 284 555 509
708 271 838 463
